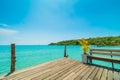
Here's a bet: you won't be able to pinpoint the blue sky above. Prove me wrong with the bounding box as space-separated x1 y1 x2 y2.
0 0 120 45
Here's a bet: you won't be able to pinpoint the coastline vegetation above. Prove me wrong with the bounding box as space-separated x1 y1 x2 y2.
49 36 120 46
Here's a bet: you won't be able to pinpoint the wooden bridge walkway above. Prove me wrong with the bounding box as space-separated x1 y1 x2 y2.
1 58 120 80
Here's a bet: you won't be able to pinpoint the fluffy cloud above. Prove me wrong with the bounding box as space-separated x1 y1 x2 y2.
0 23 18 35
0 28 18 35
0 24 8 27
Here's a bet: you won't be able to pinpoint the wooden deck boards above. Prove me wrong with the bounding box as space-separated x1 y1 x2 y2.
1 58 120 80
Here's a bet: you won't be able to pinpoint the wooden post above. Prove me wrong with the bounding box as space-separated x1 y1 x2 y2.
110 51 114 69
64 45 67 57
90 49 92 64
11 44 16 73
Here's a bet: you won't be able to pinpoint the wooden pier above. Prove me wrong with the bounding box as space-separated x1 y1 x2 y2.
1 58 120 80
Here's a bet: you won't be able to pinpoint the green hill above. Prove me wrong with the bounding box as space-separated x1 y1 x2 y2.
49 36 120 46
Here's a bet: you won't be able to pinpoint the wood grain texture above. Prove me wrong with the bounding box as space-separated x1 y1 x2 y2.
1 58 119 80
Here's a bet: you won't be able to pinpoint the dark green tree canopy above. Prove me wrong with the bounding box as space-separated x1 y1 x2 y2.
49 36 120 46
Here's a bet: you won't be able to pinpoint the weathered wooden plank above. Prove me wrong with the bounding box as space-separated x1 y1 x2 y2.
3 58 68 80
81 66 96 80
22 69 51 80
44 66 79 80
107 70 113 80
58 64 88 80
44 63 82 80
45 62 80 80
12 58 74 80
87 55 120 63
94 68 104 80
90 49 120 52
87 67 99 80
119 72 120 80
21 59 74 80
56 63 84 80
92 52 120 56
47 61 80 80
32 62 79 80
20 60 73 80
74 66 92 80
31 61 79 80
100 69 108 80
114 71 119 80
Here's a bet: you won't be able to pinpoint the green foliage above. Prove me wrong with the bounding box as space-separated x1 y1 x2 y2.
49 36 120 46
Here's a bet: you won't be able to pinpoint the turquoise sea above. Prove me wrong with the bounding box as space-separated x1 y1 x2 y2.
0 45 120 75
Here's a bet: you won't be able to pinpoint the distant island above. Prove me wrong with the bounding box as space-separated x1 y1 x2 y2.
49 36 120 46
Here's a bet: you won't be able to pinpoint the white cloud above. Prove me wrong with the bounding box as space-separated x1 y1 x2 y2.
0 28 18 35
0 24 9 27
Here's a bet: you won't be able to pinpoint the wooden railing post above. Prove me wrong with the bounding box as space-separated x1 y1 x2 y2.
90 49 92 64
64 45 68 57
110 51 114 69
11 44 16 73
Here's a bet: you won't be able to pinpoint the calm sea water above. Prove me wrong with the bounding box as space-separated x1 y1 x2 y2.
0 45 120 75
